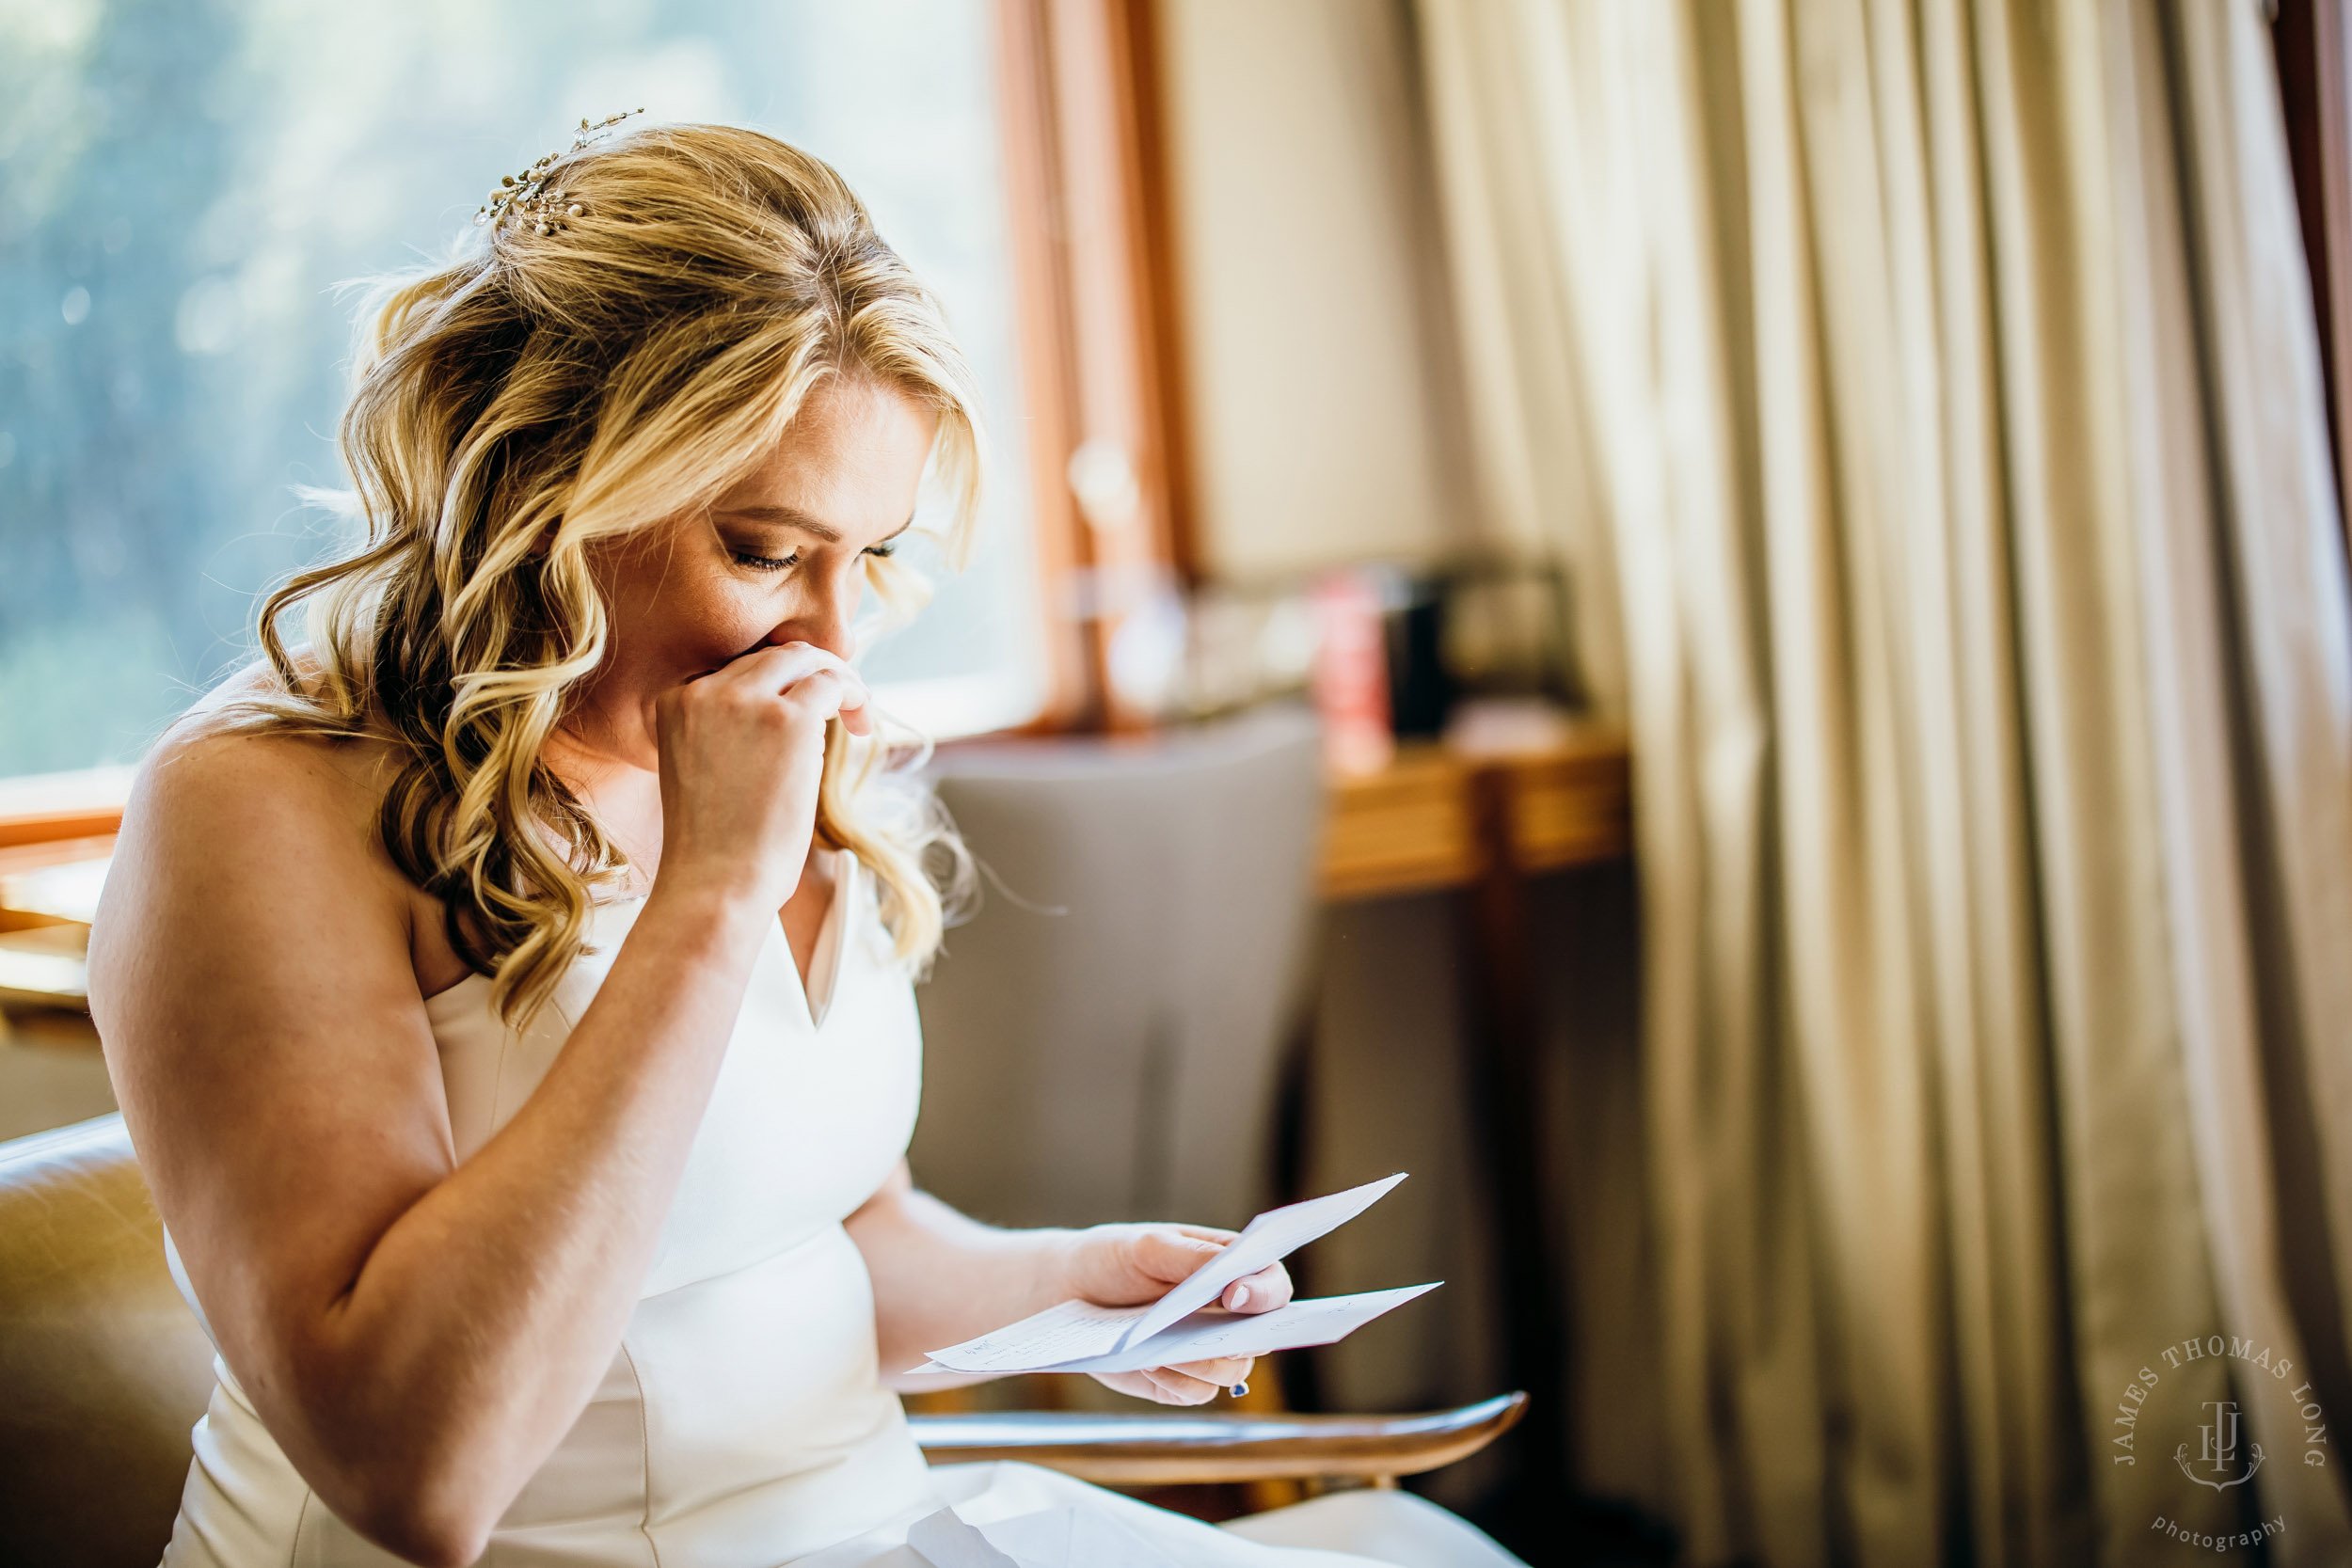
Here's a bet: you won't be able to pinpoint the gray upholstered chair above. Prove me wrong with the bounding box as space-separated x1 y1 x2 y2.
911 705 1327 1233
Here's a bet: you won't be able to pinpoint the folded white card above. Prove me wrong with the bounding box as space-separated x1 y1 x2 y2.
900 1283 1440 1379
913 1175 1426 1379
1118 1172 1407 1349
1026 1283 1441 1375
917 1298 1152 1376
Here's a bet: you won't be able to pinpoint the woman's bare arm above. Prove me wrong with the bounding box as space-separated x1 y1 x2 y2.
89 645 863 1568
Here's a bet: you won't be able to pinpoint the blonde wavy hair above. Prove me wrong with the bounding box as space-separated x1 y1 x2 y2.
228 123 980 1025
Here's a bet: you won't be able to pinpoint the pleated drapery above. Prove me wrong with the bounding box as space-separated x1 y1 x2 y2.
1413 3 2352 1564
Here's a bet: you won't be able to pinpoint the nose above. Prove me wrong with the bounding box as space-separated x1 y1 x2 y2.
762 557 859 662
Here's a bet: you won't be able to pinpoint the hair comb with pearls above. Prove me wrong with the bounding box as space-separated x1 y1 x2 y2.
475 109 644 236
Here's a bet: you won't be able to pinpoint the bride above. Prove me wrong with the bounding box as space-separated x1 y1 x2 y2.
87 122 1521 1568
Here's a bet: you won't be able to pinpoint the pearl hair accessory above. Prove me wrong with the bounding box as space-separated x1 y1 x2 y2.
475 109 644 237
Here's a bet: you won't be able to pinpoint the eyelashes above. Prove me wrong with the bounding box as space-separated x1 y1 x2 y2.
729 538 899 574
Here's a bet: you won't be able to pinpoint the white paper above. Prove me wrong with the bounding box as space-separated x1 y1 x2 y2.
1037 1283 1440 1375
918 1174 1412 1377
921 1297 1152 1375
1116 1173 1407 1350
905 1283 1440 1378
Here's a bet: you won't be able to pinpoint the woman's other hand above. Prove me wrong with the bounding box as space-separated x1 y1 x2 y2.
1055 1224 1293 1406
650 641 869 914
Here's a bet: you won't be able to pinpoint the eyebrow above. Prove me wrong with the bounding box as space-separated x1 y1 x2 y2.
707 504 915 546
709 503 843 542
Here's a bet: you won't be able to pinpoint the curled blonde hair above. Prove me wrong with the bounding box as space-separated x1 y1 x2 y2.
230 124 980 1024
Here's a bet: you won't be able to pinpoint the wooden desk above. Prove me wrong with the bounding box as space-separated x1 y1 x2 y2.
0 838 111 1013
1319 730 1630 898
1313 726 1632 1505
0 770 133 1012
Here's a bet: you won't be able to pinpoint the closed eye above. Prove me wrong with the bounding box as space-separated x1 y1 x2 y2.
726 523 903 572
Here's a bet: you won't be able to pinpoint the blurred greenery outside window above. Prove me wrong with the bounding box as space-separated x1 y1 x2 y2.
0 0 1046 781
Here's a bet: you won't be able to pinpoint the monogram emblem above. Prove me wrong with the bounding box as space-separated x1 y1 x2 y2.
2175 1400 2265 1492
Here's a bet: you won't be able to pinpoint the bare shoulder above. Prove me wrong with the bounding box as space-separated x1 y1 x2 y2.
129 668 405 882
87 667 421 1028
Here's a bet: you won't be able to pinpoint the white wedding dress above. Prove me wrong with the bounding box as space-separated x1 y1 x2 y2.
157 854 1521 1568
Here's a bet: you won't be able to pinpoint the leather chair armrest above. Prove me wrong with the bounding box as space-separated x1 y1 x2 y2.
908 1391 1526 1486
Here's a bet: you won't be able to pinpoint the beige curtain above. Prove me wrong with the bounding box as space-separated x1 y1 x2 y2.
1413 2 2352 1565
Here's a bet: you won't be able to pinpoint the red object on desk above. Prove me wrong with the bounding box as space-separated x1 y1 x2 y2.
1310 570 1394 777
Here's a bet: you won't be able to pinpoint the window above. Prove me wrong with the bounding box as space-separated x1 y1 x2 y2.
0 0 1046 778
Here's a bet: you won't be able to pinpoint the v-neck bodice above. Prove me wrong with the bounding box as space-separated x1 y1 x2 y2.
793 847 853 1028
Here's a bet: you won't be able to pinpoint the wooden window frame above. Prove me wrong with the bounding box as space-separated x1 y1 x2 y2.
992 0 1197 734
